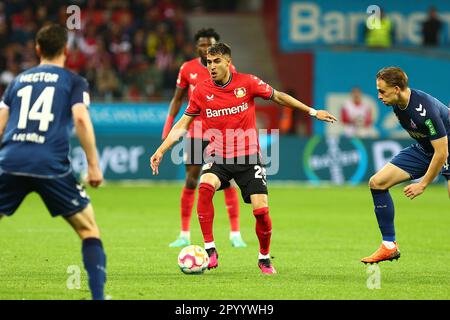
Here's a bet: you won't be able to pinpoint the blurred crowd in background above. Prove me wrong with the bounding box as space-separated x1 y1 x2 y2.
0 0 239 101
0 0 447 138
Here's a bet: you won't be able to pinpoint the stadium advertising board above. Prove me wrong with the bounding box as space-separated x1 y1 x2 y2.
299 136 409 185
70 135 175 180
280 0 450 51
89 103 280 134
313 50 450 138
69 135 441 185
273 136 414 184
89 103 183 134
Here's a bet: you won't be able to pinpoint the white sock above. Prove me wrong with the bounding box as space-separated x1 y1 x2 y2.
229 231 241 239
204 242 216 250
180 231 190 239
258 253 270 260
382 241 396 249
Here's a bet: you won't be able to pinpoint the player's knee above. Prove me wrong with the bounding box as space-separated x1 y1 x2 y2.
198 182 216 196
250 194 268 210
66 205 101 239
79 230 100 240
369 175 386 190
199 173 221 190
74 215 100 239
185 167 201 189
76 223 100 240
185 176 198 189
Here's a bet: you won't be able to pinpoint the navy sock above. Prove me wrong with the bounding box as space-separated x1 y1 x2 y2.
82 238 107 300
370 189 395 242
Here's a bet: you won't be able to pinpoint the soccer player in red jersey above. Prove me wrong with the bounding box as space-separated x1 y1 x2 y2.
162 28 246 249
151 43 337 274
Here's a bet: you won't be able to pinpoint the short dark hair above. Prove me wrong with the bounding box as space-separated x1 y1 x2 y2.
194 28 220 42
376 67 409 90
207 42 231 57
36 24 68 59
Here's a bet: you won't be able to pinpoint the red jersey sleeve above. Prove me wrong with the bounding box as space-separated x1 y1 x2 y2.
184 87 201 117
176 63 188 89
249 75 274 100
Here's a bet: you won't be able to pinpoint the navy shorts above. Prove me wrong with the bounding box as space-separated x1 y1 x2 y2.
0 170 90 217
390 144 450 180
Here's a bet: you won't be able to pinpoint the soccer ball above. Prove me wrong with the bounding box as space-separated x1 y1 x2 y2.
178 245 209 274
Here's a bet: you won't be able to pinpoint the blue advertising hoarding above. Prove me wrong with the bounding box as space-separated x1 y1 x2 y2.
280 0 450 51
82 102 448 184
70 134 448 185
89 102 184 134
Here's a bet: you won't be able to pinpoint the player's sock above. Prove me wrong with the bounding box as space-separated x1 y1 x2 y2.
224 187 240 232
258 253 270 260
382 240 396 249
229 231 242 239
253 207 272 255
181 187 196 232
197 183 216 243
204 242 216 250
370 189 396 242
180 231 190 239
82 238 106 300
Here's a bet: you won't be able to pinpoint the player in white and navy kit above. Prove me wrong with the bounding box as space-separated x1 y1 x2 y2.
0 24 106 299
361 67 450 264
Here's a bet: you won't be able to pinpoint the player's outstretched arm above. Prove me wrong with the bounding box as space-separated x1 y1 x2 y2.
0 107 9 142
72 103 103 188
151 114 195 175
162 87 187 140
404 135 448 199
271 90 337 123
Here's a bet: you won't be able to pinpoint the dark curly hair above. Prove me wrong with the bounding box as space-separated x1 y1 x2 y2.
194 28 220 42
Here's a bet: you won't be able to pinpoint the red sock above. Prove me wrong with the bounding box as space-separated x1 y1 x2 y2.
253 207 272 255
197 183 216 243
180 187 196 232
224 187 240 232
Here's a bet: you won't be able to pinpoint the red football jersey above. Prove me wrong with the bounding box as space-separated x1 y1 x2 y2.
184 72 274 158
176 58 236 138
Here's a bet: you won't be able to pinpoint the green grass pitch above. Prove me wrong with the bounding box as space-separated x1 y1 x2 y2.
0 183 449 300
